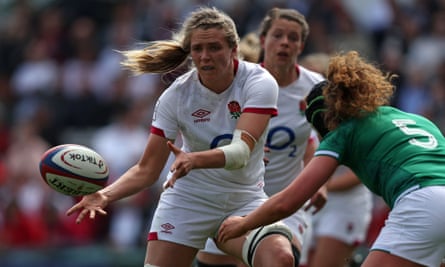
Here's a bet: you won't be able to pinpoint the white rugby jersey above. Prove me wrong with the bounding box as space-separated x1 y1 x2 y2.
151 60 279 193
264 65 324 196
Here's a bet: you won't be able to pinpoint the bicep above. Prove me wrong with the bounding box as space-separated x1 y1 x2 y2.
303 137 317 166
138 133 172 179
235 112 271 141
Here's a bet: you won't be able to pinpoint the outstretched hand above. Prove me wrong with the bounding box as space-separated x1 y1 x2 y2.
164 141 194 189
217 216 248 243
66 192 108 224
304 185 328 214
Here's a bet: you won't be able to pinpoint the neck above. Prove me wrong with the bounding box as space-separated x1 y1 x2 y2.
200 59 238 93
263 62 298 87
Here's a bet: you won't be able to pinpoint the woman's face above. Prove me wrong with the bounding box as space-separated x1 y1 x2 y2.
190 28 237 90
262 18 304 67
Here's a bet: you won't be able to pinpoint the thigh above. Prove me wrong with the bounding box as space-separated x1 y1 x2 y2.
217 232 294 267
371 186 445 267
310 236 355 267
197 238 244 265
145 240 198 267
314 202 371 246
362 250 423 267
197 249 245 266
148 188 222 249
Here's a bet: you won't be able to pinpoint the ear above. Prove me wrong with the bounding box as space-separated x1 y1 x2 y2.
260 35 266 49
298 43 305 55
232 46 238 57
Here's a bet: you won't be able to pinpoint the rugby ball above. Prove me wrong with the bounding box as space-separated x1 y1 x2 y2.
39 144 109 196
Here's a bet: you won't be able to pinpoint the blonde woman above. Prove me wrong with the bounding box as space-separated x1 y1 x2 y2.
197 8 326 267
67 7 296 267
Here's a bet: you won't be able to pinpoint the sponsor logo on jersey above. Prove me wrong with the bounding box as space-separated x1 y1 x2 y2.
192 109 211 123
228 101 241 119
299 100 307 115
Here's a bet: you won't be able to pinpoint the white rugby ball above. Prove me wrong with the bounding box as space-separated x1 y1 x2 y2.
39 144 109 196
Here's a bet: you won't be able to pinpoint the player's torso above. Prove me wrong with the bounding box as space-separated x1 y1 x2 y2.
264 67 324 195
156 61 278 192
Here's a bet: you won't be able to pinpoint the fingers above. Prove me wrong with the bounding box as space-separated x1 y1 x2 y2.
66 201 83 216
74 207 107 224
263 156 270 166
76 209 88 224
217 225 227 243
167 141 180 155
163 178 175 189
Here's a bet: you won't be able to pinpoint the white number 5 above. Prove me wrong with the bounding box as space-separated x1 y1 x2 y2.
392 119 437 149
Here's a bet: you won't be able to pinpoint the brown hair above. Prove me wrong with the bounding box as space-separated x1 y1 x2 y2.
120 7 239 74
257 8 309 62
323 51 396 130
258 7 309 42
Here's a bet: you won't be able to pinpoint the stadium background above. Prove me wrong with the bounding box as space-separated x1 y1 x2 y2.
0 0 443 266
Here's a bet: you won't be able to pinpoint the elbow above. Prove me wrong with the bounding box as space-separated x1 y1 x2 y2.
218 129 257 170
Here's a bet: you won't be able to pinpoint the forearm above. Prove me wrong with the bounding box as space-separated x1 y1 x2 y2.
189 149 226 169
99 164 157 203
243 156 336 231
242 193 296 231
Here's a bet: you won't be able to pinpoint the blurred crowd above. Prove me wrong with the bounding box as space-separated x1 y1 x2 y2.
0 0 444 258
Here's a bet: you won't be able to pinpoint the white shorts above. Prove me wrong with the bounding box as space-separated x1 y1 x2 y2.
202 205 312 255
148 185 268 249
372 186 445 267
311 190 372 246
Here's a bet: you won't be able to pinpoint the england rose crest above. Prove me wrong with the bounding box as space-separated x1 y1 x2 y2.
228 101 241 119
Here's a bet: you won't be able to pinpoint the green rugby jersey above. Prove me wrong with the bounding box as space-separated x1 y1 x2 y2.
315 106 445 208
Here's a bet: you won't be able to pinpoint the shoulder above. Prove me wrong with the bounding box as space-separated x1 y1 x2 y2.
298 65 325 82
296 65 325 95
235 60 278 94
238 60 275 82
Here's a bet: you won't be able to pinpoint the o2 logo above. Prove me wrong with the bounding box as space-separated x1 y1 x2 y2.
210 126 298 157
267 126 297 157
210 133 233 149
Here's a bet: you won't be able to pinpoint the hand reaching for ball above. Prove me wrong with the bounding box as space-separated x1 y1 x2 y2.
66 191 109 224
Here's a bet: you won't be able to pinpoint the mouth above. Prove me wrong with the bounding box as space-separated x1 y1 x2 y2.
277 52 289 57
201 65 215 71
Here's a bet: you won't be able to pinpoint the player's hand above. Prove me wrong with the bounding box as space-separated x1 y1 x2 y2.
164 141 194 189
304 185 328 214
66 192 108 224
217 216 248 243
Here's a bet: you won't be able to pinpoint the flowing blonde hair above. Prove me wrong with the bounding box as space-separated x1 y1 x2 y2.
120 6 239 75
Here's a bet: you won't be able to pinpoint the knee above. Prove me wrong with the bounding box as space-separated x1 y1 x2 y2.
272 248 295 267
254 237 296 267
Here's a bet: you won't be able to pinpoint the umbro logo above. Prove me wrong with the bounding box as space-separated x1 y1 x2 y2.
192 109 211 123
160 223 175 234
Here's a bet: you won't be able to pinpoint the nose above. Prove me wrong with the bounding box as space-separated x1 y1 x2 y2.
200 48 211 60
280 36 289 46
